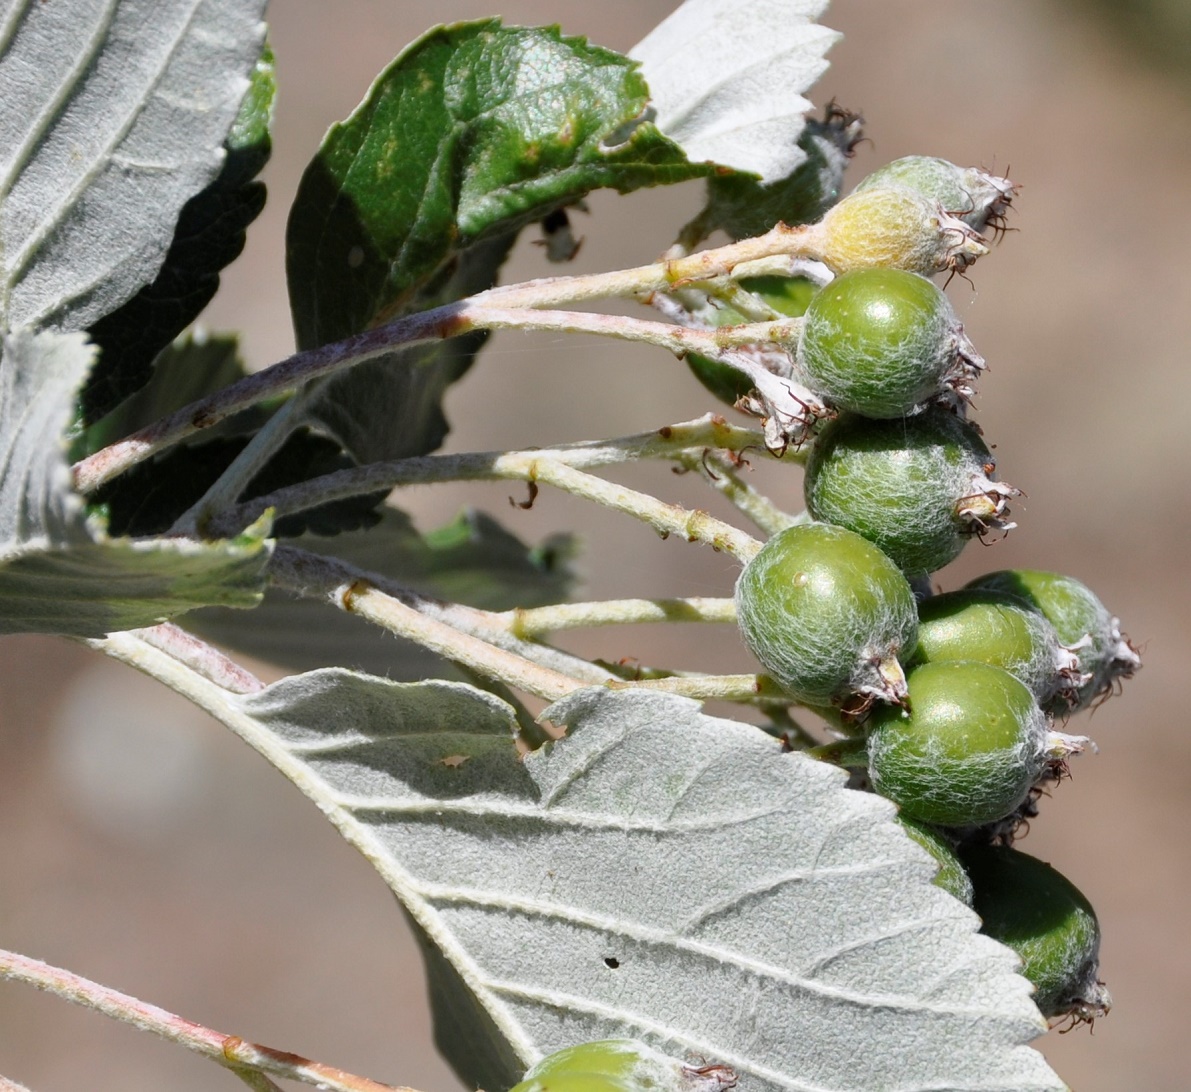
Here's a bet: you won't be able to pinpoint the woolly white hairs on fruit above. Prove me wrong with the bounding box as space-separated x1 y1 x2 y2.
812 186 988 275
734 523 917 705
805 410 1017 575
967 571 1141 712
795 273 976 419
855 157 1018 236
867 697 1050 827
914 590 1076 705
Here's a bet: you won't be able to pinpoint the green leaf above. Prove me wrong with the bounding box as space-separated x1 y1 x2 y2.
189 507 575 676
132 654 1064 1092
81 42 276 423
0 330 270 637
285 19 709 463
0 0 268 335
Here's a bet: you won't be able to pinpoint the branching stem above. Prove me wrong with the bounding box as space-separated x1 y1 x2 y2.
72 225 821 495
211 415 784 538
215 448 763 563
269 546 589 702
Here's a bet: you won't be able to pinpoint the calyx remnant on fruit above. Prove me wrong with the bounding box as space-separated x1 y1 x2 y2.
804 409 1020 575
964 569 1140 712
735 522 917 707
855 156 1017 238
795 268 984 418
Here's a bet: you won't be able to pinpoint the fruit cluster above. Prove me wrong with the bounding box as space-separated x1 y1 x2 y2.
724 156 1139 1025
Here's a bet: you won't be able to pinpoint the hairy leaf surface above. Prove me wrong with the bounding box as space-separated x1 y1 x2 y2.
153 660 1067 1092
630 0 839 184
0 330 269 636
0 0 268 335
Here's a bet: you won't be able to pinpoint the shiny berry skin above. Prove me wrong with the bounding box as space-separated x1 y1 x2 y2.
896 814 973 905
804 409 1018 576
511 1040 736 1092
865 661 1048 827
911 588 1072 704
796 269 979 418
735 523 917 707
961 845 1110 1022
964 569 1140 712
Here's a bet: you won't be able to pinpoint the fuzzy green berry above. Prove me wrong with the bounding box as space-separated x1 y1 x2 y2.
511 1041 736 1092
855 157 1017 236
804 409 1019 575
813 185 988 275
965 569 1140 712
912 588 1080 705
735 523 917 706
961 845 1110 1022
795 268 983 418
896 814 973 905
866 661 1051 827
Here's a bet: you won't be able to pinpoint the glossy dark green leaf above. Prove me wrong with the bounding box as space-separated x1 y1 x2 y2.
81 43 276 423
286 19 708 463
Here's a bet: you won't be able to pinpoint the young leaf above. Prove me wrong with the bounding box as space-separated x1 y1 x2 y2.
0 330 269 636
286 19 709 463
189 507 575 676
629 0 840 184
0 0 269 334
81 42 276 423
144 653 1065 1092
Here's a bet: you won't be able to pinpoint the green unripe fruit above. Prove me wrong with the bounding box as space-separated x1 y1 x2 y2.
814 185 988 275
796 269 982 418
961 845 1110 1022
687 276 817 406
896 814 973 905
511 1040 736 1092
964 569 1140 712
804 409 1019 575
866 661 1048 827
855 157 1017 236
912 589 1076 704
735 523 917 706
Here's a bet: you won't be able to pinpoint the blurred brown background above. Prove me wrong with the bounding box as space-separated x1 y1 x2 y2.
2 2 1188 1088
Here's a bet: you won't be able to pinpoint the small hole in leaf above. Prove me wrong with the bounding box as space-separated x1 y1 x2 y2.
604 957 620 969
